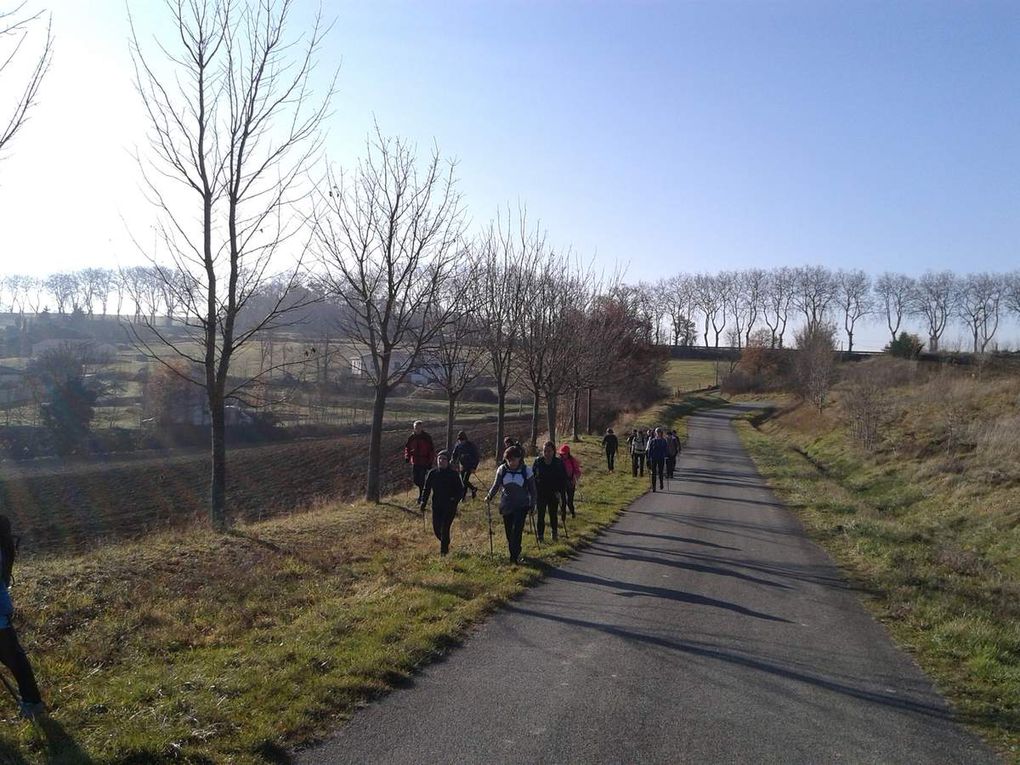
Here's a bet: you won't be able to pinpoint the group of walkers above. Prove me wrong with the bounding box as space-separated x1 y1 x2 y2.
406 418 683 563
599 426 682 491
404 423 582 564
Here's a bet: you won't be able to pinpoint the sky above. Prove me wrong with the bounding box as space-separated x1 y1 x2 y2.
0 0 1018 348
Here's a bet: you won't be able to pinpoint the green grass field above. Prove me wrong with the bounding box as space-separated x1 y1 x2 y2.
661 359 720 396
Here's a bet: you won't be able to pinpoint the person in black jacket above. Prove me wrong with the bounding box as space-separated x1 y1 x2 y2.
601 428 619 472
451 430 480 500
419 451 464 555
532 441 568 542
0 515 44 720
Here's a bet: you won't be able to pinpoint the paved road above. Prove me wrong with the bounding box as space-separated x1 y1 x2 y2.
297 404 1000 765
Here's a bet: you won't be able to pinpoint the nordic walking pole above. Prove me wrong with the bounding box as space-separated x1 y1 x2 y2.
529 509 541 547
485 499 494 556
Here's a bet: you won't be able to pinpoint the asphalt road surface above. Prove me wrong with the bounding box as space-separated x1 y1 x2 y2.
297 404 1000 765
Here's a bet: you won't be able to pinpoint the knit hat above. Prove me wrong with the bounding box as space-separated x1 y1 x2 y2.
558 444 571 456
436 450 450 460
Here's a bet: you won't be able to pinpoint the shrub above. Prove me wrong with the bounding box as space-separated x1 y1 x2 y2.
27 345 105 455
794 323 838 411
885 332 924 359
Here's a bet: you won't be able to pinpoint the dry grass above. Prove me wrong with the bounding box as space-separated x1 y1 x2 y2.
738 360 1020 760
0 394 716 764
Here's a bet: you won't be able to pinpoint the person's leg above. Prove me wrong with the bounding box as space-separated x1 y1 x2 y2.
462 469 476 500
658 460 665 489
440 504 456 554
431 505 443 542
631 453 638 477
0 628 41 705
565 485 575 518
413 465 428 502
639 454 646 476
510 508 527 561
502 512 516 561
606 451 612 471
548 494 559 540
536 496 548 541
666 456 676 479
650 461 657 491
609 450 615 471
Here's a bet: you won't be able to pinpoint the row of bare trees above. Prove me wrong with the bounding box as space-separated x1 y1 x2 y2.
645 267 1020 355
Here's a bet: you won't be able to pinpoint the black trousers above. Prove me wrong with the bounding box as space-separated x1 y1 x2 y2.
563 485 575 518
502 507 528 562
412 464 429 499
649 458 665 490
431 502 458 554
0 627 41 704
666 455 677 479
461 468 477 499
606 450 616 471
632 453 645 477
536 494 560 540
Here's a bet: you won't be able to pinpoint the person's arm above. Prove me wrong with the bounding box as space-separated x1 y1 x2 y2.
485 467 503 502
403 436 412 462
526 469 538 509
420 470 433 508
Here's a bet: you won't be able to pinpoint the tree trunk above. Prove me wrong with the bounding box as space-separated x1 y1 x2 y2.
209 388 227 531
529 390 540 451
930 334 939 353
847 331 854 353
366 385 387 502
546 394 557 445
496 384 507 461
446 394 456 453
571 389 580 441
585 387 593 434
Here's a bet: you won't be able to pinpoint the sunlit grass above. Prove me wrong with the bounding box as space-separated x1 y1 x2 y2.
0 395 715 763
738 413 1020 762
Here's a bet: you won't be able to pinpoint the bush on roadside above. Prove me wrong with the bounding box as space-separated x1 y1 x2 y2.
885 331 924 359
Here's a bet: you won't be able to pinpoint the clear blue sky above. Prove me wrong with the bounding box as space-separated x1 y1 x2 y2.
2 1 1018 304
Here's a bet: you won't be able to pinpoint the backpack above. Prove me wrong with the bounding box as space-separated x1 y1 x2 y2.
495 464 532 516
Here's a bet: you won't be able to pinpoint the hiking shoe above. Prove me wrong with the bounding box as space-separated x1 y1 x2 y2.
19 701 45 720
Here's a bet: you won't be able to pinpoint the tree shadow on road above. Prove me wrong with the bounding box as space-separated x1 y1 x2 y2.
606 528 740 551
546 568 793 622
587 541 793 590
504 604 963 722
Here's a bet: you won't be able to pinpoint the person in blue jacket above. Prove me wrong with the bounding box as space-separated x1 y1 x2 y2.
0 515 44 719
645 427 670 493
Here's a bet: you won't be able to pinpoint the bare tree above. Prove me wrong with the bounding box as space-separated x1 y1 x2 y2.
915 270 958 353
1005 271 1020 322
874 272 916 343
835 269 873 353
958 273 1002 353
791 265 836 333
794 321 837 412
417 262 487 452
665 272 696 347
741 268 766 347
0 3 52 160
315 130 464 502
475 206 538 456
693 272 726 348
761 266 794 348
131 0 333 528
722 271 749 349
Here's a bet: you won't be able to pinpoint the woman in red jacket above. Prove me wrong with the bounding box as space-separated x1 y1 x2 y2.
558 444 582 521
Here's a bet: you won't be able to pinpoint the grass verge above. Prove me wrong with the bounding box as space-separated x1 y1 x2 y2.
737 415 1020 763
0 395 714 764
